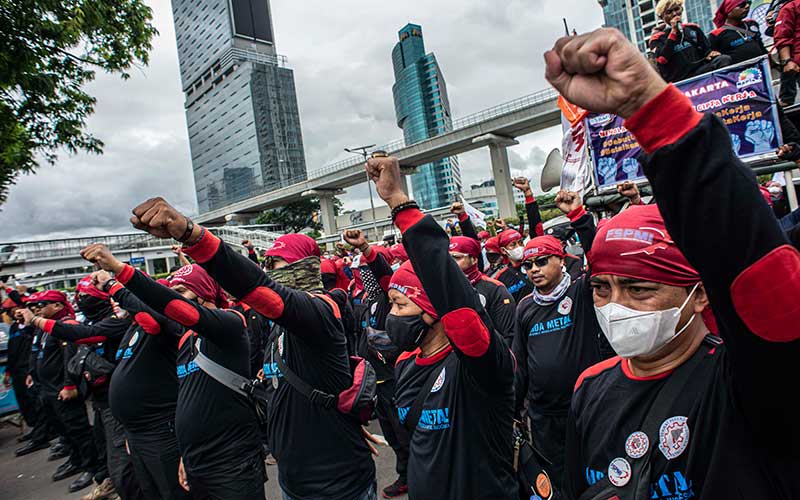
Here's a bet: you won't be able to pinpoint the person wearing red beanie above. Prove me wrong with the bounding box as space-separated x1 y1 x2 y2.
547 28 800 499
493 228 535 303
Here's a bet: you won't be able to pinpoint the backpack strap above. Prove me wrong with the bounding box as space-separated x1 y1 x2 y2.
577 334 718 500
267 330 338 409
190 336 255 399
403 357 447 433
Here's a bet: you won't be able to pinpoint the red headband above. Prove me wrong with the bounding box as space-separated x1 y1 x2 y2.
523 236 565 260
484 236 501 254
388 261 437 318
77 274 109 300
170 264 224 307
588 204 700 287
35 290 75 319
714 0 745 28
498 229 523 248
265 233 320 264
449 236 481 259
477 230 490 240
389 243 409 263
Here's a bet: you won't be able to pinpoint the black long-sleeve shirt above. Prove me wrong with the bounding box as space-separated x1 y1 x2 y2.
29 319 80 396
115 264 262 477
649 24 710 83
359 248 400 382
474 275 516 347
182 233 375 499
494 262 534 303
565 85 800 499
6 322 33 376
392 208 517 500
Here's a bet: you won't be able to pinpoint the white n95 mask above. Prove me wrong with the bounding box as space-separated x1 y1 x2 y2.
507 247 524 262
594 283 700 358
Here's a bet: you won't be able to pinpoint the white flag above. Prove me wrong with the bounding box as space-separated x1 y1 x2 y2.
560 115 593 196
460 197 487 229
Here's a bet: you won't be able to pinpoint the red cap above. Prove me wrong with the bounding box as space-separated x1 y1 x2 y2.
449 236 481 259
484 236 501 255
320 258 337 275
2 298 17 310
498 229 523 248
76 275 109 300
523 236 565 260
477 230 490 240
170 264 224 307
588 204 700 287
388 261 437 318
265 234 320 264
389 243 409 263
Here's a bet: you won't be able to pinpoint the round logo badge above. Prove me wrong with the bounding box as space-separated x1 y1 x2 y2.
607 457 632 487
535 472 552 498
557 296 573 315
128 332 139 347
658 416 690 460
625 431 650 459
478 293 487 308
431 367 446 392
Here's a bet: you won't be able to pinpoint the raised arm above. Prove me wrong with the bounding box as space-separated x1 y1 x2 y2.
21 307 129 345
556 190 597 256
514 177 544 237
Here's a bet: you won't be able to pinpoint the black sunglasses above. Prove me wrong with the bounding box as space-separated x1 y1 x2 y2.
27 301 54 309
522 255 552 271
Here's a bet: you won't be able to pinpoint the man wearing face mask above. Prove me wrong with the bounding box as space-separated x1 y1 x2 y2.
122 207 377 500
80 246 267 500
546 28 800 499
484 236 505 276
512 191 609 491
20 276 139 499
366 155 517 500
494 229 534 302
449 236 516 347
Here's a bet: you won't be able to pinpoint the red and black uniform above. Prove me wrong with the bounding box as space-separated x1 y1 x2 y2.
709 20 767 64
565 85 800 499
6 320 39 428
474 275 516 347
649 24 711 82
393 208 517 500
232 302 269 379
182 233 376 500
512 209 608 489
494 261 534 303
525 193 545 238
107 284 189 500
114 265 266 500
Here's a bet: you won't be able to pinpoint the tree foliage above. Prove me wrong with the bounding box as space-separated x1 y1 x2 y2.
0 0 158 204
255 197 343 233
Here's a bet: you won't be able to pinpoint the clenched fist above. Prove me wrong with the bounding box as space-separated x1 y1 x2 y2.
343 229 368 250
130 197 196 241
365 156 409 209
555 190 583 214
544 28 666 119
81 244 125 273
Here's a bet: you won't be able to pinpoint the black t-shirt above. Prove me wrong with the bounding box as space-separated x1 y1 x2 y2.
494 263 534 303
709 20 767 64
108 287 181 431
566 342 800 499
513 277 606 417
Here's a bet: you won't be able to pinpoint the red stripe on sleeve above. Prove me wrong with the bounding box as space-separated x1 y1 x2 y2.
62 385 77 391
182 229 221 264
624 84 702 154
574 356 621 392
241 286 285 319
133 312 161 335
164 299 200 327
108 282 124 296
457 211 468 223
360 246 378 264
76 336 107 345
441 307 490 357
394 208 425 234
42 319 56 334
566 206 587 222
116 265 136 285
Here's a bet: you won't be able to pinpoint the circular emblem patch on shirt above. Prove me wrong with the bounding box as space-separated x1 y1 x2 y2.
129 332 139 347
625 431 649 459
557 296 573 315
607 457 632 487
431 367 446 392
535 472 552 498
478 293 487 308
658 416 690 460
370 302 378 315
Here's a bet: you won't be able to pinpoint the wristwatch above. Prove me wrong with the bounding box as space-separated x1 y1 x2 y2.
781 58 792 68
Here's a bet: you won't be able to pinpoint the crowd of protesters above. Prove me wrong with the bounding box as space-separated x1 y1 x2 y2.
2 25 800 500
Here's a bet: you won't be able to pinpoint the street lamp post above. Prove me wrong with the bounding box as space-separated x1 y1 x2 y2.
344 145 380 240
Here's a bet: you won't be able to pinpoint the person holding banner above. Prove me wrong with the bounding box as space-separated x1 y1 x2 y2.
545 27 800 499
650 0 731 83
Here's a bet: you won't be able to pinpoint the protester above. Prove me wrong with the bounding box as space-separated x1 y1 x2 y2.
123 211 377 500
513 177 545 238
709 0 767 64
545 26 800 498
494 228 535 302
512 191 611 490
449 235 516 347
775 0 800 105
22 290 100 493
18 276 140 499
484 236 505 276
650 0 731 82
366 154 517 499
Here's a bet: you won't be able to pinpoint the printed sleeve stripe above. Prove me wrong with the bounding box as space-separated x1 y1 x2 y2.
730 244 800 342
624 84 703 153
480 275 505 287
441 307 490 357
224 308 248 326
574 356 622 392
457 211 469 223
241 286 285 320
182 228 221 264
164 299 200 327
116 264 136 285
360 246 379 264
63 385 77 391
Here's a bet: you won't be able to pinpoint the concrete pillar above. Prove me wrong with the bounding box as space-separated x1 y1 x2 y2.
144 258 155 277
318 193 338 237
489 143 517 220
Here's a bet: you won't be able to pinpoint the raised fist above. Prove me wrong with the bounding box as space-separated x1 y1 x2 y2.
555 190 583 214
91 270 114 291
544 28 667 119
80 244 125 273
617 181 641 204
18 308 34 326
130 197 191 240
450 202 465 216
512 177 532 195
365 156 409 209
343 229 368 250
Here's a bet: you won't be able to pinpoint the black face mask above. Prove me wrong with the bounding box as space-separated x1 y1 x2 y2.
385 313 430 352
77 295 112 322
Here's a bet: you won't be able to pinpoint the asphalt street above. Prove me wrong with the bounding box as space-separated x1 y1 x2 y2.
0 417 398 500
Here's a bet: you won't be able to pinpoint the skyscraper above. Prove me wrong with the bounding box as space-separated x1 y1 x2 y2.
391 23 462 210
598 0 719 52
171 0 307 214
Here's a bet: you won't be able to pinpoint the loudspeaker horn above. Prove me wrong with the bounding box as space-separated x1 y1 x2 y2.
540 148 563 192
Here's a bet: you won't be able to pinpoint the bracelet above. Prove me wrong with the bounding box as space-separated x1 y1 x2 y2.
177 218 195 243
102 279 118 293
391 200 419 221
184 226 206 247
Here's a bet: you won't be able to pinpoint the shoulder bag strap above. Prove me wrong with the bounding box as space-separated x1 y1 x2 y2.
267 329 338 409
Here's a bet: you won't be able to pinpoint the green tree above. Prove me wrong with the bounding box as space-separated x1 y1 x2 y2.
0 1 158 204
255 197 342 233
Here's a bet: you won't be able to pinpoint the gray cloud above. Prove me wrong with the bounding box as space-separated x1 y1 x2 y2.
0 0 602 240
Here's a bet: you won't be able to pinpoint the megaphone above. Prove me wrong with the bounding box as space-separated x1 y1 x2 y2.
540 148 563 192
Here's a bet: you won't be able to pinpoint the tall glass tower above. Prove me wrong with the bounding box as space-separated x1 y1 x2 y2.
171 0 307 214
391 23 462 210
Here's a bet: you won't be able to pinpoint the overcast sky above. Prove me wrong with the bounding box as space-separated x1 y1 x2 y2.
0 0 603 242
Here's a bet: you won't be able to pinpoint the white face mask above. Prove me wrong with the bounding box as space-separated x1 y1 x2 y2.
391 262 401 272
594 283 700 358
507 246 524 262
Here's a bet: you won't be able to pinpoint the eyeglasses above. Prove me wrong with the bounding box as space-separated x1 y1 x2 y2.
521 255 552 271
27 301 54 309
